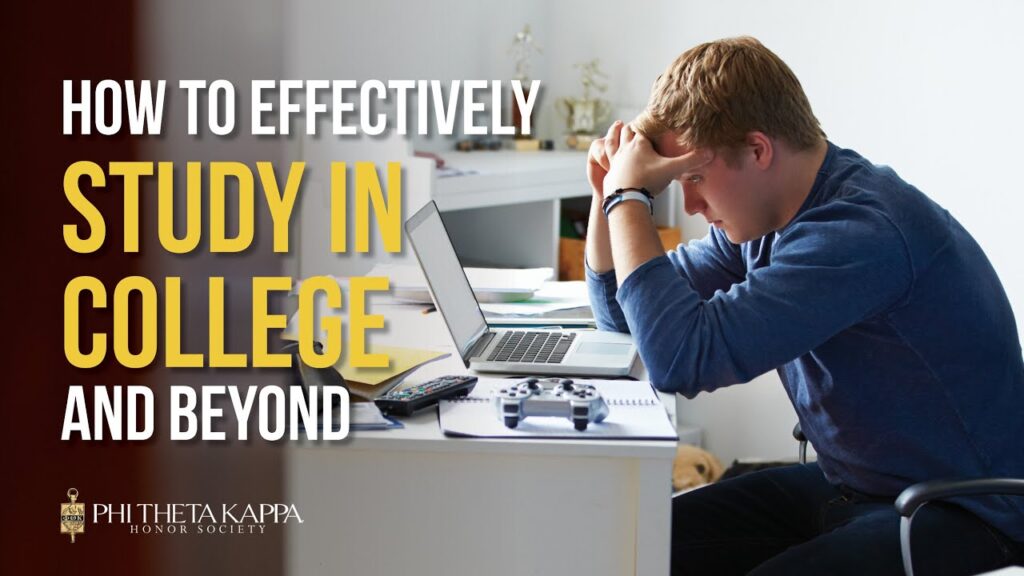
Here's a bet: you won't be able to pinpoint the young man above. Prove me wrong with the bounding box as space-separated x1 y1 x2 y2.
585 37 1024 575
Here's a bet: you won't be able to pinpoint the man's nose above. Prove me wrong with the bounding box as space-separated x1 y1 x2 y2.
682 185 707 216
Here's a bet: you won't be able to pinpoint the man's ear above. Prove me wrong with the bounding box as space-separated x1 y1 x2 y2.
746 131 773 170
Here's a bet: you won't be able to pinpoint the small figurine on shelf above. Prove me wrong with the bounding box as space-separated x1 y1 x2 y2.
509 24 542 147
557 59 611 151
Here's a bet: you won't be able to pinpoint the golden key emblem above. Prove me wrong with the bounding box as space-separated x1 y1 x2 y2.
60 488 85 543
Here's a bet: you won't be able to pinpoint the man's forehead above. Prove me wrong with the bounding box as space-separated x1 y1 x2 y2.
653 131 696 157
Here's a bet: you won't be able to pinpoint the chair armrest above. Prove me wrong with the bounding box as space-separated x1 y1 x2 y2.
792 422 806 442
896 478 1024 576
895 478 1024 517
792 423 808 465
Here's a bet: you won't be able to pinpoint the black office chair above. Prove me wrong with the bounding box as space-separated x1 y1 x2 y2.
792 423 1024 576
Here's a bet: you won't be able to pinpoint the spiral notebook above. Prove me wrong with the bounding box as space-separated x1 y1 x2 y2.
438 377 678 440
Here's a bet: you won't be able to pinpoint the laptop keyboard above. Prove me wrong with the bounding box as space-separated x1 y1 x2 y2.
486 331 576 364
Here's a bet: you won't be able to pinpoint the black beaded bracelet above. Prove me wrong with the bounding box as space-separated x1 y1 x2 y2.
602 187 654 217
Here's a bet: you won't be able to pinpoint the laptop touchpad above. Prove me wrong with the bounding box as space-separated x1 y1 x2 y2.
576 342 632 356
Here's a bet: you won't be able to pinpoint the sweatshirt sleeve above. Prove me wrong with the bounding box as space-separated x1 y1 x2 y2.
586 225 747 334
585 259 631 333
667 225 747 300
616 203 914 397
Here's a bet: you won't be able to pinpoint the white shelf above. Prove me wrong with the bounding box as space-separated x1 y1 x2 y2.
293 136 680 276
434 150 590 211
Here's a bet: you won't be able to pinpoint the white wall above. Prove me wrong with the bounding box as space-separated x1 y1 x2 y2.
285 0 550 152
285 0 1024 464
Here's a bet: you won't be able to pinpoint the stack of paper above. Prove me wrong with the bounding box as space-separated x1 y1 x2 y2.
335 345 449 399
479 281 592 317
300 402 404 434
350 403 403 430
367 263 553 303
282 326 449 400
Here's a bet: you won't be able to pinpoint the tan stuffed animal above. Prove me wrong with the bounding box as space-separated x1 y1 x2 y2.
672 444 724 491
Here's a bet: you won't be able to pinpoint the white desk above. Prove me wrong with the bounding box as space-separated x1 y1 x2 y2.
285 300 678 576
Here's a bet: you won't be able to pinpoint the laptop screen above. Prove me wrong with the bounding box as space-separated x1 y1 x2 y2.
405 202 488 364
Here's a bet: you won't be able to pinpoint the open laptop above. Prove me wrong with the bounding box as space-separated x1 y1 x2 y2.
405 201 638 377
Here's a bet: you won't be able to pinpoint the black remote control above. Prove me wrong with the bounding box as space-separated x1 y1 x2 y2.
374 375 478 416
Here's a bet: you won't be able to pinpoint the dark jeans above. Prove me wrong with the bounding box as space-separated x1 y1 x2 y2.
671 463 1022 575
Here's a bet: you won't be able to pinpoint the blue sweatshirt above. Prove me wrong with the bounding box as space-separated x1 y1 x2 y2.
587 142 1024 540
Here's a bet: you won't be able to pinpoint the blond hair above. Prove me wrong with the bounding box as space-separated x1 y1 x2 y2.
634 37 825 159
